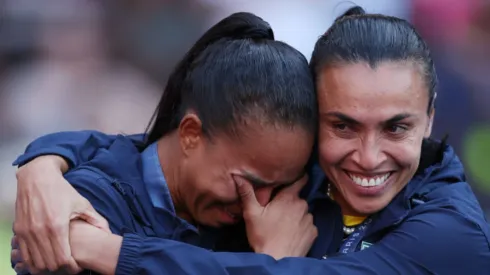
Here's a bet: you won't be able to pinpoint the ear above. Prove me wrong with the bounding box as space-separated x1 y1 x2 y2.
424 108 435 138
178 113 204 156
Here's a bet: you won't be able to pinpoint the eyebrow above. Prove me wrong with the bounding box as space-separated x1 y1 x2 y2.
383 113 413 125
323 112 413 126
239 170 306 188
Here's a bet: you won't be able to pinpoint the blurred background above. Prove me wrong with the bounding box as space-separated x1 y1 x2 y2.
0 0 488 273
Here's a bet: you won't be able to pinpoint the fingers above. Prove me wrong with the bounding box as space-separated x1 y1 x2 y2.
233 175 260 215
280 175 309 196
14 262 29 275
80 204 111 233
11 248 22 263
12 235 19 249
64 257 82 274
28 237 47 272
49 222 73 271
18 237 40 274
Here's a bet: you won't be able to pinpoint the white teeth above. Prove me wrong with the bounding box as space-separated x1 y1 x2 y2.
348 173 391 187
361 178 368 186
368 179 375 186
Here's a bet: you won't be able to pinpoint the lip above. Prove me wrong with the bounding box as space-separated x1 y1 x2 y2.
220 207 241 224
342 169 394 196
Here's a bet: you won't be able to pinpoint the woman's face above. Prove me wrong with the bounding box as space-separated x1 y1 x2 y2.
317 61 434 216
179 116 313 228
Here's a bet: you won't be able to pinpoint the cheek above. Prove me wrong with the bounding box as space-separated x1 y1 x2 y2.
189 158 233 199
318 130 353 168
385 138 423 169
201 171 236 200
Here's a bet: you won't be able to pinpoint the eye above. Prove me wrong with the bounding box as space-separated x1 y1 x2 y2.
333 123 349 131
386 124 408 134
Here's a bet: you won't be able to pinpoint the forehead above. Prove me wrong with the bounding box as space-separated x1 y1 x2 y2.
216 124 312 182
317 62 429 117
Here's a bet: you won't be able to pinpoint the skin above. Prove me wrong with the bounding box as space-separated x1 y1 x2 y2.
317 61 434 216
161 113 313 227
12 61 438 273
12 114 314 274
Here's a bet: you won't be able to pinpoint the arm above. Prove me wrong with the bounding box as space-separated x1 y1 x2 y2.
72 207 490 275
13 130 143 168
11 131 142 273
13 169 133 274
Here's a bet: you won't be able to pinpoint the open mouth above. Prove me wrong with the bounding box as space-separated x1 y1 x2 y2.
224 207 242 221
345 171 393 187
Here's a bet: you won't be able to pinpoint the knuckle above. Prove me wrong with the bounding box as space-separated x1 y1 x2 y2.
311 226 319 238
24 257 34 268
47 220 66 235
306 213 314 221
29 222 45 235
47 262 59 272
296 200 308 212
13 222 24 235
303 213 314 225
57 254 71 267
37 262 47 271
15 168 25 181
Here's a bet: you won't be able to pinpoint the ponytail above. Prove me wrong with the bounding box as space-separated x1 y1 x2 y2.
146 12 275 144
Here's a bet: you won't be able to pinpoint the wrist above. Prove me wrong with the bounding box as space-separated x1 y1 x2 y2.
253 245 284 260
71 222 121 275
39 155 70 173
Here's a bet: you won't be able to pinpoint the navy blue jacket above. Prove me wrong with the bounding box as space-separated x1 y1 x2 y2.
13 131 490 274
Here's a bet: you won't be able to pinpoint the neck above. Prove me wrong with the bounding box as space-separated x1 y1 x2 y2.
156 136 195 224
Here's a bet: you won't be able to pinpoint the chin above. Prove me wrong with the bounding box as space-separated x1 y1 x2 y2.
351 200 386 216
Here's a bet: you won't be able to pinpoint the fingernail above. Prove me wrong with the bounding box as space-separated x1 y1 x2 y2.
232 175 244 187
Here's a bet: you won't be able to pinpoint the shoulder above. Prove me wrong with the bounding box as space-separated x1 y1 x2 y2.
402 189 490 271
77 135 146 183
64 167 136 233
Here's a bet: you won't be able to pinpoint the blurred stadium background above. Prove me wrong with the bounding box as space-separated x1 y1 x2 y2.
1 0 489 274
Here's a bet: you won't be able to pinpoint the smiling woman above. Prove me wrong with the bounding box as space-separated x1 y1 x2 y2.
317 62 434 215
310 6 437 218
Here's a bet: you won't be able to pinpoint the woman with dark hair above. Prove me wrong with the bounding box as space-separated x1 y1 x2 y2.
12 6 490 275
11 11 318 275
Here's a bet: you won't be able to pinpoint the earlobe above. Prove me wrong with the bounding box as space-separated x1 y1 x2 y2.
424 108 435 138
179 113 203 155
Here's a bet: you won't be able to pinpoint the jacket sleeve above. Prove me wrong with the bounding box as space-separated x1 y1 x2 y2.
63 168 136 234
115 206 490 275
12 168 136 275
12 130 124 168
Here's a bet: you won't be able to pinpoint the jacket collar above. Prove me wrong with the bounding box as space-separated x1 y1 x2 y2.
306 138 461 257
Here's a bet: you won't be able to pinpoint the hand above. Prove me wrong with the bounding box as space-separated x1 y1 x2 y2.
13 155 110 273
69 220 121 275
11 235 27 274
235 176 318 259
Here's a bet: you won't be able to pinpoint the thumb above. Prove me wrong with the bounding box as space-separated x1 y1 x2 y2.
281 174 309 196
79 205 111 233
234 176 261 215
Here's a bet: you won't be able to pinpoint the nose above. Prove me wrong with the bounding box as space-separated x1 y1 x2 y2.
352 137 386 171
255 187 274 206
